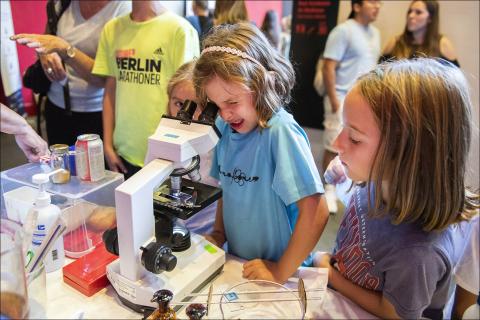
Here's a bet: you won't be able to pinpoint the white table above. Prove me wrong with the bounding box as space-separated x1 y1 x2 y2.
45 255 377 319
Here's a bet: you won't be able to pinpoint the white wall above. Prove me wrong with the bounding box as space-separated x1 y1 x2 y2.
338 0 479 188
162 0 185 16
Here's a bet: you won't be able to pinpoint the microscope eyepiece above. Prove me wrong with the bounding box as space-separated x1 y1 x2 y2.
198 101 219 123
176 100 198 121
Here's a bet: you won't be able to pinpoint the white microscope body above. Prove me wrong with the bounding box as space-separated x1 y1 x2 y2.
106 104 225 312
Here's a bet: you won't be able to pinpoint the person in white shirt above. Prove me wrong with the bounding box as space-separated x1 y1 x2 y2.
321 0 381 213
452 215 479 319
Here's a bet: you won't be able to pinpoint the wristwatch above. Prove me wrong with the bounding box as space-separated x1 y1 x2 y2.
66 45 76 60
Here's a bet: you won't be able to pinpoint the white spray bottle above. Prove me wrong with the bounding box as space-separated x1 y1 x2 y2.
29 172 65 272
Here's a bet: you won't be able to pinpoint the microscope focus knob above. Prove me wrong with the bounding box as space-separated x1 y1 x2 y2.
140 242 177 274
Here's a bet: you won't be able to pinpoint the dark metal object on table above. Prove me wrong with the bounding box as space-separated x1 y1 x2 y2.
186 303 207 320
148 289 176 320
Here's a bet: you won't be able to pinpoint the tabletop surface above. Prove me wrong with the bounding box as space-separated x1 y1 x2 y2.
45 255 377 319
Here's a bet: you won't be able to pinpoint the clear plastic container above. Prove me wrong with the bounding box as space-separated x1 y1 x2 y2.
27 263 47 319
62 200 116 258
1 163 124 258
1 219 29 319
49 144 71 184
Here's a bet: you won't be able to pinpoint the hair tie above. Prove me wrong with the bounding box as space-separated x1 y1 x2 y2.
201 46 262 66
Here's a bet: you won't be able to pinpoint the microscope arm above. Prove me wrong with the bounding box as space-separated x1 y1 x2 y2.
115 159 174 281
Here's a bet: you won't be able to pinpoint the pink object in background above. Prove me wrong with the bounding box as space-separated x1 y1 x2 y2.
9 0 47 115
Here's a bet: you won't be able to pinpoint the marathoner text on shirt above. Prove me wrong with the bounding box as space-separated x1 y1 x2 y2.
116 58 161 85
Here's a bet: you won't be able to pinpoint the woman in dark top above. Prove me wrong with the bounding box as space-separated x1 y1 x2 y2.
261 10 281 50
380 0 459 66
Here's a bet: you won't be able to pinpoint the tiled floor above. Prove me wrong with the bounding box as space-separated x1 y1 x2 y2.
0 119 342 253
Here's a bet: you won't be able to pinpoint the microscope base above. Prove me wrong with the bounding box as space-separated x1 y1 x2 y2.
106 233 225 313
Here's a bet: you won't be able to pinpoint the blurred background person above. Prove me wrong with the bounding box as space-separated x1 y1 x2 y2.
186 0 213 42
279 14 292 58
380 0 458 66
321 0 381 213
11 0 131 146
1 103 48 162
261 10 281 50
93 0 199 179
213 0 248 26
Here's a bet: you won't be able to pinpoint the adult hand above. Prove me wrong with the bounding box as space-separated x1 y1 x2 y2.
11 34 69 56
39 53 67 82
14 125 49 162
104 146 127 174
324 156 347 185
243 259 284 283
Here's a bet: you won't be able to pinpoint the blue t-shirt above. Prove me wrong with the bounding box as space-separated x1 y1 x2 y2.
323 19 380 96
333 186 474 319
210 109 324 263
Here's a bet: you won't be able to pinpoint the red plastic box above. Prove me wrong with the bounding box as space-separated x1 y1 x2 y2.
63 244 118 296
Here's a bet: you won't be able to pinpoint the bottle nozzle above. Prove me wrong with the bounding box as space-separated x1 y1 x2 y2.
31 170 62 207
32 173 50 185
32 169 63 185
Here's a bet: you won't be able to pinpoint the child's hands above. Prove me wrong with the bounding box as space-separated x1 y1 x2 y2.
324 156 346 185
104 145 127 174
242 259 285 283
313 252 335 283
313 251 332 268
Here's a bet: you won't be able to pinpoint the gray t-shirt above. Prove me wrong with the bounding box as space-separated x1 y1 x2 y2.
332 186 473 319
48 1 131 112
323 19 380 96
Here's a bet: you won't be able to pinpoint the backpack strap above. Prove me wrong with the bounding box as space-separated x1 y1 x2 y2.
46 0 72 116
46 0 71 35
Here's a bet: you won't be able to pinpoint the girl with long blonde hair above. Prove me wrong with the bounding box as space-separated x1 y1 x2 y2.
315 58 478 318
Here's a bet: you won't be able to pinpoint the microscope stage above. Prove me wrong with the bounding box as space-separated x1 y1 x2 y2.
153 178 222 220
106 233 225 313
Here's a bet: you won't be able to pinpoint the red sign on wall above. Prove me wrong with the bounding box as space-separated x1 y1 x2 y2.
289 0 339 129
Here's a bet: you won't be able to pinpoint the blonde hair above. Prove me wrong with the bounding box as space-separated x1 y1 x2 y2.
357 58 479 231
193 23 295 128
213 0 248 26
167 60 196 99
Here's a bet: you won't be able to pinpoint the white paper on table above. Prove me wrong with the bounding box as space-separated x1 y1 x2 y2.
287 267 329 318
177 257 328 319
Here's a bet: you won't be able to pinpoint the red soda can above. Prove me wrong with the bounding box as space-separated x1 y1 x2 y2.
75 134 105 182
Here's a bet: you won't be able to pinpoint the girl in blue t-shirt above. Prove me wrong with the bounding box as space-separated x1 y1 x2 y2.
193 22 329 284
315 58 479 319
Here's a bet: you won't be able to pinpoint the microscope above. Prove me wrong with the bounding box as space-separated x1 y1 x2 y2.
103 101 225 313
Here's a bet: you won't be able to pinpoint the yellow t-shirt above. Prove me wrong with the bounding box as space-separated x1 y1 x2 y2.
93 12 199 167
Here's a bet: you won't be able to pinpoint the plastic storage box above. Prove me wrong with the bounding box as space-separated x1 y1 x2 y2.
1 163 124 258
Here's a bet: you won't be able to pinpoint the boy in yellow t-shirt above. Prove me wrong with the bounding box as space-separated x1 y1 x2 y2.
93 1 199 179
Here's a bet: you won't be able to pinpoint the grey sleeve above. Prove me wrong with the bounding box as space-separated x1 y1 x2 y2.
382 246 449 319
